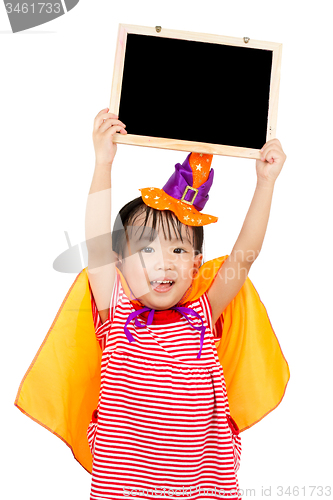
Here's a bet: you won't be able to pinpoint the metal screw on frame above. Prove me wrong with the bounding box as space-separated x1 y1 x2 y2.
243 37 250 43
155 26 162 33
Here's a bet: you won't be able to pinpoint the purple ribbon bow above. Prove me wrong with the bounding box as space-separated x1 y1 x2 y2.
162 153 214 211
124 305 206 359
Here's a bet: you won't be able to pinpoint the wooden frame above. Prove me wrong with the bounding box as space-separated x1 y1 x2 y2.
109 24 282 160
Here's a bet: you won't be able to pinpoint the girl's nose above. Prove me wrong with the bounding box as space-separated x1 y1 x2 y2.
153 249 175 271
154 259 175 271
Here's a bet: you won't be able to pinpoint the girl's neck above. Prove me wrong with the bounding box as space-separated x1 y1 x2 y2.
131 301 183 325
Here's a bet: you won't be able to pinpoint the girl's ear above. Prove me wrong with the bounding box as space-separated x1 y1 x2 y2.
193 252 203 271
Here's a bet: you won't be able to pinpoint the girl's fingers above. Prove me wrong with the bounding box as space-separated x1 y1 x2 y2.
264 149 279 163
108 125 127 136
260 143 283 161
262 148 285 165
105 117 126 127
93 110 124 132
260 138 281 150
260 145 272 161
261 147 278 162
99 118 126 133
101 112 119 121
260 138 281 154
93 109 109 130
96 108 108 117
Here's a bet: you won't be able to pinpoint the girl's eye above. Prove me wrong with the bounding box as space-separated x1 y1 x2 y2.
141 247 154 253
173 248 186 254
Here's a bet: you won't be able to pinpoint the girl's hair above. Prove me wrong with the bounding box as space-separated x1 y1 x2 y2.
112 197 204 259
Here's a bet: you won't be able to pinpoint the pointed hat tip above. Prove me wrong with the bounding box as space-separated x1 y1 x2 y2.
189 152 213 188
189 152 213 168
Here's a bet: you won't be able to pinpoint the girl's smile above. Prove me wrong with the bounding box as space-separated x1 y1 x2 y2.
150 281 175 293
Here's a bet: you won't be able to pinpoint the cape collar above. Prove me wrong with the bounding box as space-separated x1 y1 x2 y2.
115 256 228 306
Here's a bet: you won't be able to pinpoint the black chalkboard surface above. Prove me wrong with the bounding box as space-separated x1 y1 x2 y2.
110 25 282 159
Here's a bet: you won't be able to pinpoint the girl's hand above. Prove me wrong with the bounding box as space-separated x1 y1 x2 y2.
92 108 127 167
256 138 287 185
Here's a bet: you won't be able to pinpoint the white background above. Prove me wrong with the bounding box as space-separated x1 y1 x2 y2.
1 0 332 498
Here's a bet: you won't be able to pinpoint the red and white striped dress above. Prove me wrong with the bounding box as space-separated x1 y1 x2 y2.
87 274 242 500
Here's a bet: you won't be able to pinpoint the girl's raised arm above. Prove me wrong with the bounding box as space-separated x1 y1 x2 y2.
85 109 127 324
207 138 287 327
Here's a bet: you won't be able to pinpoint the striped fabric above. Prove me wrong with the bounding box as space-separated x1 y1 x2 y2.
87 274 242 499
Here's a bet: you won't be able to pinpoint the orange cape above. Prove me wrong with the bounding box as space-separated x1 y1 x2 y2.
14 255 290 474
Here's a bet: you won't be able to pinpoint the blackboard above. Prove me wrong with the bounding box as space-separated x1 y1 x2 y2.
110 25 282 159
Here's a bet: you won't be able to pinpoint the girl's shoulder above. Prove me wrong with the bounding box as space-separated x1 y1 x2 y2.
183 291 213 332
89 272 124 350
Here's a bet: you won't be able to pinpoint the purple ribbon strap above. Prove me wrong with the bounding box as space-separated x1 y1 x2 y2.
162 153 214 211
124 305 206 359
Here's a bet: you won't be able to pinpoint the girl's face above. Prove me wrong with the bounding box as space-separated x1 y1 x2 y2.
117 212 203 310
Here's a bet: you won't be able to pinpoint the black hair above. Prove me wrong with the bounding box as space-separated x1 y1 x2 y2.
112 197 204 259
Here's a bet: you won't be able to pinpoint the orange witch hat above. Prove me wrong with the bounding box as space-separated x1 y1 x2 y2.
139 153 218 226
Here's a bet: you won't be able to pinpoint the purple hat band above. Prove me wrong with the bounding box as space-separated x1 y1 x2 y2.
162 153 214 212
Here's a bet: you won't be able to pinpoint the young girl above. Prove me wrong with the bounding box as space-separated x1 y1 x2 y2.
84 108 288 499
